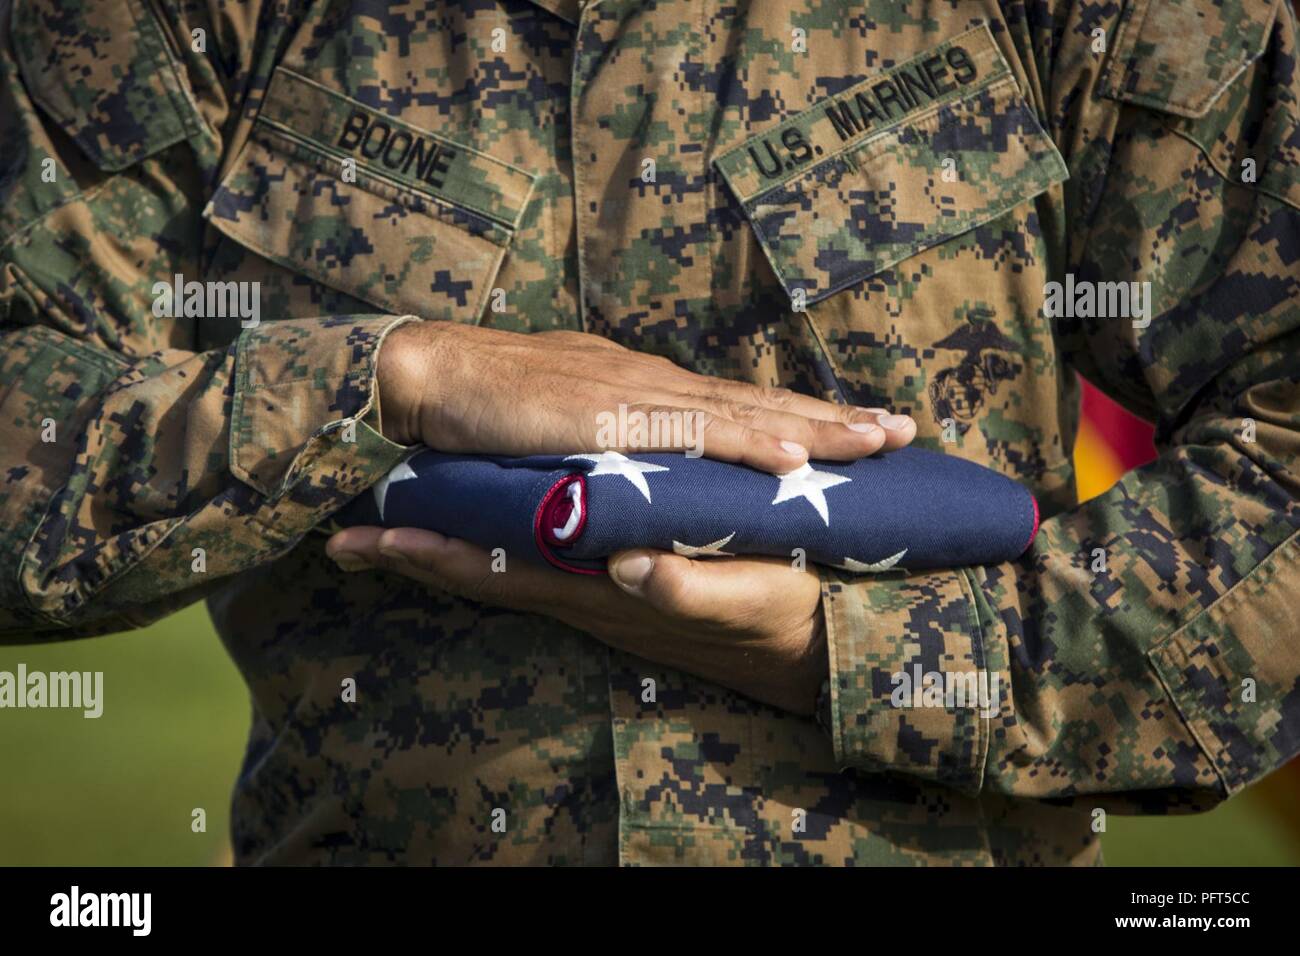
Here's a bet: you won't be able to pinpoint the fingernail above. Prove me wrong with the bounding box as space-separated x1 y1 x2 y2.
332 552 371 572
612 553 654 591
860 407 890 414
780 440 808 458
847 422 883 436
377 547 410 567
879 414 913 430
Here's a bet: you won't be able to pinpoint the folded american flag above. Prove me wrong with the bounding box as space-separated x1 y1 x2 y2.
331 446 1039 574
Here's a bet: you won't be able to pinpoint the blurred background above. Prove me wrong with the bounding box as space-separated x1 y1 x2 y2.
1 377 1297 865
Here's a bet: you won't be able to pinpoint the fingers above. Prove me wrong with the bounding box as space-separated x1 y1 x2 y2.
326 526 567 612
610 396 912 473
737 390 915 452
327 528 662 634
325 526 388 571
859 407 917 451
698 380 867 426
595 402 812 473
663 376 916 463
328 527 789 628
572 346 914 460
707 397 888 460
670 407 811 473
607 549 819 627
680 376 857 423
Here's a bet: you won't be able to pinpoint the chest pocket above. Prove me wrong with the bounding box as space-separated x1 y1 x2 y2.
713 23 1067 308
205 67 536 321
1097 0 1298 211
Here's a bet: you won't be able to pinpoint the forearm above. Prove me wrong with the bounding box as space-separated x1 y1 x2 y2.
0 315 417 640
823 341 1300 803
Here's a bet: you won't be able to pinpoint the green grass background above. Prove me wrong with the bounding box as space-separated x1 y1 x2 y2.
1 603 1298 866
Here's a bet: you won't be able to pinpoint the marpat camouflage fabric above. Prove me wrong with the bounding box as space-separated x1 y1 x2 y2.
2 0 1299 865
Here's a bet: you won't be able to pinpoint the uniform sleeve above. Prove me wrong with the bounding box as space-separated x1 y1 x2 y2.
821 0 1300 808
0 0 417 640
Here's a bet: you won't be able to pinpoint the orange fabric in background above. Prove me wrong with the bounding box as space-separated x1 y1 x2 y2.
1073 377 1300 830
1074 377 1156 500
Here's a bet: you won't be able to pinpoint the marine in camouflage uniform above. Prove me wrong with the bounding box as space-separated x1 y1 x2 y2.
2 0 1299 865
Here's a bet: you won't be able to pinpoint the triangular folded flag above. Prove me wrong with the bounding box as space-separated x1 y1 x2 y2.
331 446 1039 574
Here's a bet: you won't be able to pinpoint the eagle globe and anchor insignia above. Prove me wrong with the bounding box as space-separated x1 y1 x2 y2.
928 316 1022 435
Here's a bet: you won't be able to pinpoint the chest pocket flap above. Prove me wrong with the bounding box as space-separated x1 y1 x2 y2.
1098 0 1281 119
11 0 204 171
713 23 1067 307
205 67 536 322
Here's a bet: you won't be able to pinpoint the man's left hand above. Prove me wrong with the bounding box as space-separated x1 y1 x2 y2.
326 527 828 716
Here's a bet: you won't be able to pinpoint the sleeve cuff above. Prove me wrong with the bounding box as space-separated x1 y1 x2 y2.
820 565 996 795
1146 529 1300 796
229 314 419 535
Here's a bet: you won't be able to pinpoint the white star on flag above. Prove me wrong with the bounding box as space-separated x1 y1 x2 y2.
672 532 736 558
771 463 851 526
565 451 669 503
838 549 908 573
374 459 419 520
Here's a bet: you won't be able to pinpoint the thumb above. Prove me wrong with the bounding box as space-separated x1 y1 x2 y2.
609 549 709 619
608 549 657 596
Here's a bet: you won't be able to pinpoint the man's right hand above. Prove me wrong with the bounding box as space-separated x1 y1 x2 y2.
377 321 915 473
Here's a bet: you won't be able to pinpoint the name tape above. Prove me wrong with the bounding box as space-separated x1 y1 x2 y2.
257 68 535 229
716 23 1012 202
